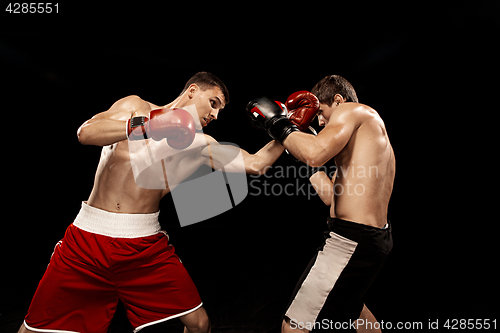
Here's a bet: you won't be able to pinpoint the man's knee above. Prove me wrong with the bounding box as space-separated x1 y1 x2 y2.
183 308 211 333
18 323 34 333
197 315 211 333
186 316 210 333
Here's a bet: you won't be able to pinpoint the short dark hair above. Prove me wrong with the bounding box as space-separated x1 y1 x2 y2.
311 75 358 106
180 72 230 105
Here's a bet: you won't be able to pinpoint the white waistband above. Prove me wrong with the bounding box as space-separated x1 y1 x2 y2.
73 202 161 238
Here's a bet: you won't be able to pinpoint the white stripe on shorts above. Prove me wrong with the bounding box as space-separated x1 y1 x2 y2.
285 231 358 327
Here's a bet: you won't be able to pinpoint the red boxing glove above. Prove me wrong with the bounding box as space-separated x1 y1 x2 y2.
126 108 196 149
147 108 196 149
285 91 320 131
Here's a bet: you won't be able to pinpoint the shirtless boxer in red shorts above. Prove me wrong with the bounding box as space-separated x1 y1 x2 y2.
19 72 286 333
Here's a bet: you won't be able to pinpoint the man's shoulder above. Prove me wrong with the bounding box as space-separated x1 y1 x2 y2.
330 103 374 128
344 102 376 115
331 103 386 138
115 95 153 110
351 104 388 138
346 103 383 124
106 95 163 118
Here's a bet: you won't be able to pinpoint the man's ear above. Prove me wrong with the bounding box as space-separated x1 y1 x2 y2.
188 84 198 99
334 94 345 105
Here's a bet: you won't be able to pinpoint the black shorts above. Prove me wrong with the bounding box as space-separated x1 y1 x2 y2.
284 217 393 330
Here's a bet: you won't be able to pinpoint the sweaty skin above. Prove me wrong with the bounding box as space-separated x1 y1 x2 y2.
77 85 284 214
284 100 395 228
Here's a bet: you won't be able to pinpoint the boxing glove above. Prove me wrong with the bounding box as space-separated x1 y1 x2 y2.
148 108 196 149
246 96 299 144
285 91 320 131
127 108 196 150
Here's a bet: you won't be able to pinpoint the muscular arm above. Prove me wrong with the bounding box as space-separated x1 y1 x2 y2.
282 104 359 167
77 95 150 146
242 140 285 174
202 138 284 175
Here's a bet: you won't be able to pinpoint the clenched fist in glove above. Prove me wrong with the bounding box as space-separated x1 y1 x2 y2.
285 91 320 132
246 96 299 144
127 108 196 150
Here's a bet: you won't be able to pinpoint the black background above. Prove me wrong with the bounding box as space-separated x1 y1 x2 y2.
0 1 498 332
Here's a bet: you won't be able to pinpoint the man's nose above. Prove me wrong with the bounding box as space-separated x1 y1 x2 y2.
318 115 326 126
210 109 219 120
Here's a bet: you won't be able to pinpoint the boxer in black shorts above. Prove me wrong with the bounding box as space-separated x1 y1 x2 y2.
285 218 392 332
247 75 395 332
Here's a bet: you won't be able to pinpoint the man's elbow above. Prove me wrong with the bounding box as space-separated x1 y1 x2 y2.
77 125 90 145
77 124 99 146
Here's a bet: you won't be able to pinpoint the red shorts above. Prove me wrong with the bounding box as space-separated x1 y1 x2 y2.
24 202 202 333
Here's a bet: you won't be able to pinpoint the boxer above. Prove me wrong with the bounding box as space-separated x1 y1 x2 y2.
247 75 395 333
19 72 285 333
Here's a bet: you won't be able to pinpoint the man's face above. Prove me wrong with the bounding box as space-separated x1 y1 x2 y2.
317 103 334 126
317 94 346 127
191 85 226 127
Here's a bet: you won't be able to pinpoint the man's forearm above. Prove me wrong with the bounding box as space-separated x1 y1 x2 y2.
247 140 285 174
283 131 320 166
203 140 284 175
309 171 334 206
